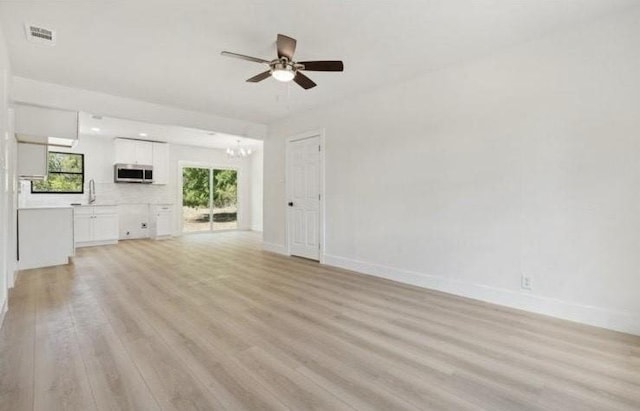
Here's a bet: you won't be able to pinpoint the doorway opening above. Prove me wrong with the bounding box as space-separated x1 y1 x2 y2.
182 166 238 233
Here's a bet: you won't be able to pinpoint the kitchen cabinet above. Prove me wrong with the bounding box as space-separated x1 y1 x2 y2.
114 138 153 165
74 206 119 247
15 104 79 145
17 143 48 179
114 138 136 164
74 213 93 243
152 142 170 185
152 204 173 238
18 207 74 270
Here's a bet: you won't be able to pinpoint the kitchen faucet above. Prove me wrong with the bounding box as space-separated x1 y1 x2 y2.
88 179 96 204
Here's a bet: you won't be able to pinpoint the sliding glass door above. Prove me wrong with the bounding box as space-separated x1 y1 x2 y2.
211 169 238 230
182 166 238 233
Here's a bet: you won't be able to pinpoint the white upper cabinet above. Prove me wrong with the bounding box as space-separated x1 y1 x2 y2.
135 140 153 165
152 142 169 185
114 138 136 164
114 138 153 165
14 104 78 144
17 143 48 179
114 138 169 184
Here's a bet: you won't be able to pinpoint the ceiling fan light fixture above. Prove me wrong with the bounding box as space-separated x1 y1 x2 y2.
222 33 343 89
271 61 295 82
272 69 295 82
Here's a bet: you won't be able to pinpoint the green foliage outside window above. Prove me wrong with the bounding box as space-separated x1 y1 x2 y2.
31 152 84 193
182 167 237 208
213 169 237 208
182 167 210 208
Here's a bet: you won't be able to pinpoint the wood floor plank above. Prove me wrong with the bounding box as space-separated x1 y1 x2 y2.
66 279 161 411
89 246 290 411
0 272 37 411
33 266 96 411
0 231 639 410
239 308 484 411
236 346 355 411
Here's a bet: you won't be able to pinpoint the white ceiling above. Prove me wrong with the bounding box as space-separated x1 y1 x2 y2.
1 1 637 124
79 112 263 151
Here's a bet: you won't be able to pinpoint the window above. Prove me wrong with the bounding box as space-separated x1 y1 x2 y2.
31 152 84 194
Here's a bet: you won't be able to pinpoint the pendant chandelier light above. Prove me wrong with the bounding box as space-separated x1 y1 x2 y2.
226 139 252 159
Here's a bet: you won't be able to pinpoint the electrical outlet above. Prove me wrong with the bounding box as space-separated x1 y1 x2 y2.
141 223 148 229
521 274 532 290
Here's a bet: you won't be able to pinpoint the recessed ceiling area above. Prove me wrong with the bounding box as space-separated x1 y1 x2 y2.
0 0 637 124
79 112 263 151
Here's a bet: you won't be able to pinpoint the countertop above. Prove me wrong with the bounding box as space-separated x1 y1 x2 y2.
70 202 174 207
20 203 174 209
70 203 117 207
18 205 74 210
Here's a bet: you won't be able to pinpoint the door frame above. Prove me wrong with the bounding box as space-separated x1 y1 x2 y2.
178 161 242 235
285 129 325 263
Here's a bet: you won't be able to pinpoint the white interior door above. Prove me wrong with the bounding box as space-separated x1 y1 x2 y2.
287 135 321 260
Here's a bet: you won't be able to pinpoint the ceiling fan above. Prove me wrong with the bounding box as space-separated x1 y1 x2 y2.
221 34 344 90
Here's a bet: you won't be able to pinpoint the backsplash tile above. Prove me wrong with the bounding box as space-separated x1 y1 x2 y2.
19 180 173 207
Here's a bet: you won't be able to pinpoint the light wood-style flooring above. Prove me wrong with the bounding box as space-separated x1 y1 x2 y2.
1 231 639 410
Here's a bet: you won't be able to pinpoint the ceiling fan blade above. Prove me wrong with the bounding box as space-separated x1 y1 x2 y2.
293 72 317 89
246 71 272 82
277 34 296 60
298 60 344 72
221 51 270 64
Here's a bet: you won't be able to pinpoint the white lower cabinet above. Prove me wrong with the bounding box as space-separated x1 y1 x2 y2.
18 207 75 270
93 213 119 241
74 213 93 243
152 204 173 238
74 206 119 247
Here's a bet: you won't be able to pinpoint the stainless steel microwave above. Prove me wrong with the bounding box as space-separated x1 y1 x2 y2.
114 163 153 183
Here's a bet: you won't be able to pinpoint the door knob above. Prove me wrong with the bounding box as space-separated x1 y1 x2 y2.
288 202 294 207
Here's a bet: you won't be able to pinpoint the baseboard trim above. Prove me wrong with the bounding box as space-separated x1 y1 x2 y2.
76 239 118 248
0 298 7 330
18 257 71 271
323 253 640 336
8 269 17 289
262 241 288 256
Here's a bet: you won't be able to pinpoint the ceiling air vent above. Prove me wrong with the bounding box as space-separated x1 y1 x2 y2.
24 23 56 45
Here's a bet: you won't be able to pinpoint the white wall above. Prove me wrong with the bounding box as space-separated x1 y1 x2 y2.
11 77 267 140
0 22 12 324
265 9 640 335
250 149 263 232
170 143 256 232
12 77 266 237
20 135 263 236
19 136 172 207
